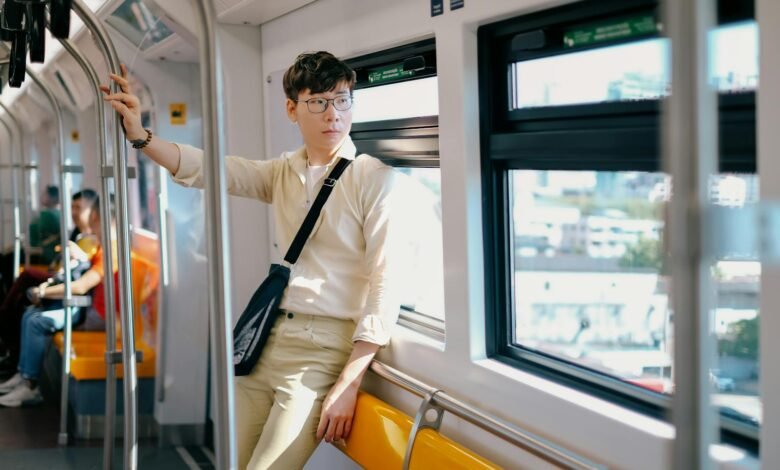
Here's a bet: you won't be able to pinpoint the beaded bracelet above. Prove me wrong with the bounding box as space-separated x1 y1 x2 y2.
132 128 153 149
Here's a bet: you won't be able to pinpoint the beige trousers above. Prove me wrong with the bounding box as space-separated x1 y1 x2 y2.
235 312 355 470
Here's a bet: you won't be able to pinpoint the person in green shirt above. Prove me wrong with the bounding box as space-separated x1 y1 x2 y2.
28 185 61 265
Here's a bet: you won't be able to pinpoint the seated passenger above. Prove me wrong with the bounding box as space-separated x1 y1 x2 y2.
102 54 404 468
0 185 61 294
28 185 62 266
0 189 99 372
0 195 118 407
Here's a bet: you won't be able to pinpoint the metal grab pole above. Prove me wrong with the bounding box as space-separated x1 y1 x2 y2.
369 361 603 470
0 105 28 274
664 0 718 468
191 1 236 468
0 112 22 281
0 165 4 252
71 3 138 468
0 118 18 270
0 45 77 446
53 31 119 469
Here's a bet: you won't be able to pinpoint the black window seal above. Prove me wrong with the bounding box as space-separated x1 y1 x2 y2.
347 37 436 90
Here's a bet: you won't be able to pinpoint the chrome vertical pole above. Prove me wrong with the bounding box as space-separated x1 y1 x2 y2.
0 161 5 253
191 1 237 468
54 30 119 469
757 2 780 469
0 105 28 272
664 0 718 468
0 112 22 280
21 162 33 270
71 2 138 467
154 165 169 404
1 49 76 446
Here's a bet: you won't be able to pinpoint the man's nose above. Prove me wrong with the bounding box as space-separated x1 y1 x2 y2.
324 103 339 121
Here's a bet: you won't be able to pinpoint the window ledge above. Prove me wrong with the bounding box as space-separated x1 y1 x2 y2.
473 357 675 439
394 321 446 352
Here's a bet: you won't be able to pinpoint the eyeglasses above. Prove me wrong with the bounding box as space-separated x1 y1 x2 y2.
295 95 353 113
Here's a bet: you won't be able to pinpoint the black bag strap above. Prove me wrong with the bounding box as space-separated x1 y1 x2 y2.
283 156 353 264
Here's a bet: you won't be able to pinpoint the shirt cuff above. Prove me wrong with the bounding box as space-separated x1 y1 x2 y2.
171 143 203 186
351 314 392 347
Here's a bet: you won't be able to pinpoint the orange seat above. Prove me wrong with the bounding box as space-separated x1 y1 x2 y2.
53 252 160 380
337 392 498 469
21 264 51 273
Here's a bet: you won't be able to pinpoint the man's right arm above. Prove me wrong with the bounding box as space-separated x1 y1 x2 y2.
102 66 275 201
138 135 182 174
101 65 181 174
171 144 277 203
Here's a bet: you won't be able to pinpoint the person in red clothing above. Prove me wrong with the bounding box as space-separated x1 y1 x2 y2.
0 189 100 372
0 195 118 407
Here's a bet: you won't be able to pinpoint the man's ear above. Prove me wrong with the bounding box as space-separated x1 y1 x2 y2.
286 98 297 123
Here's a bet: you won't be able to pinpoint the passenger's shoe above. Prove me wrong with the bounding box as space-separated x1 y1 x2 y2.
0 382 43 407
0 372 23 394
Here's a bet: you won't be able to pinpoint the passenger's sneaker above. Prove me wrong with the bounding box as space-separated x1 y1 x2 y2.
0 372 23 394
0 382 43 407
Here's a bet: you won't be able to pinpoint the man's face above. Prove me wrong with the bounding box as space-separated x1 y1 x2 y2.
88 210 101 235
71 199 93 233
41 190 53 207
287 82 353 157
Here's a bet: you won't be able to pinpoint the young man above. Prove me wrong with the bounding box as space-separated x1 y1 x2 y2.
102 52 403 469
0 195 116 407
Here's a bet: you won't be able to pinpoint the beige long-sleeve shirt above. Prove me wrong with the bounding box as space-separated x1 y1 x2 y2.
171 137 403 346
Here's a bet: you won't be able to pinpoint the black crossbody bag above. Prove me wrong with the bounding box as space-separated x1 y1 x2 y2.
233 157 353 376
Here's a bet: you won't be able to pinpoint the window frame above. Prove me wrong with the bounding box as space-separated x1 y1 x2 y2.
479 0 758 451
346 39 445 338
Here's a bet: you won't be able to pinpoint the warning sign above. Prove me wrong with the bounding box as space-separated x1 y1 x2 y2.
170 103 187 125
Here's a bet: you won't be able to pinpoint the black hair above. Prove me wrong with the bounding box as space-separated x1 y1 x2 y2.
45 185 60 204
73 188 98 204
283 51 356 100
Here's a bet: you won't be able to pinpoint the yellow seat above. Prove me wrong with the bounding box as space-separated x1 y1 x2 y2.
53 252 160 380
338 392 498 469
62 341 157 380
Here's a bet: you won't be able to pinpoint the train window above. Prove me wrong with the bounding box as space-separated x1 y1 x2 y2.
510 170 668 383
347 39 445 336
710 21 758 93
510 20 758 110
511 38 669 109
353 76 439 123
480 0 759 446
712 174 760 428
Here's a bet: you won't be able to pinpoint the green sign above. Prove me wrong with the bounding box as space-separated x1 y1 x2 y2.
368 64 414 85
564 14 659 48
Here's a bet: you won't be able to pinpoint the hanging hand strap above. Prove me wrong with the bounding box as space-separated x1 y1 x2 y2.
283 157 353 264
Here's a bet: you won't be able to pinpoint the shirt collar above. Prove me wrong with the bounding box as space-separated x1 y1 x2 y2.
289 136 357 181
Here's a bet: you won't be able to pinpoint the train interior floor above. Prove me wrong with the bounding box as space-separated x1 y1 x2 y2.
0 369 214 469
0 446 213 470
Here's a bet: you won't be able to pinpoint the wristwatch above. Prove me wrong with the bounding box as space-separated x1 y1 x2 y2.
130 128 153 149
